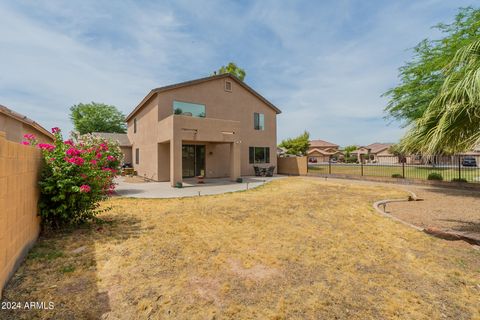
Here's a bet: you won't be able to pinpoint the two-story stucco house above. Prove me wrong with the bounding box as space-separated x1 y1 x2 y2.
125 74 281 186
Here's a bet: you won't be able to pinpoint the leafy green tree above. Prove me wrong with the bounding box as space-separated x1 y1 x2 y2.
383 7 480 126
401 39 480 153
388 144 403 156
279 131 310 155
389 144 408 163
342 145 357 158
70 102 127 135
215 62 246 81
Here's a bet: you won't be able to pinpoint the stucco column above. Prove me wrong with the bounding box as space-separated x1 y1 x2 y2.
230 141 241 181
170 138 182 187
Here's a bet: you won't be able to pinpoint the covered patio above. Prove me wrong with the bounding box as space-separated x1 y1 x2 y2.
114 176 283 198
156 114 242 186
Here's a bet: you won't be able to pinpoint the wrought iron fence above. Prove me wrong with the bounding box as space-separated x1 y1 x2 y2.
307 154 480 183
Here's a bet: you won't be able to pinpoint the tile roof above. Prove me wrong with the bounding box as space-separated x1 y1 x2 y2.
93 132 131 146
352 143 394 154
365 142 394 154
126 73 281 121
307 148 342 155
309 139 339 148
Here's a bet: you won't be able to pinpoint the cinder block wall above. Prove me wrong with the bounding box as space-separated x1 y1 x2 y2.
0 131 42 297
277 156 308 175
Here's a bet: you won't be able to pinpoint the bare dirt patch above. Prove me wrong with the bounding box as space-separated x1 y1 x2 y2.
228 258 281 280
387 186 480 242
2 178 479 319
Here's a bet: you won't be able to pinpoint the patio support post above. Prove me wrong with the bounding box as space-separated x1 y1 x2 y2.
230 141 241 181
170 138 182 187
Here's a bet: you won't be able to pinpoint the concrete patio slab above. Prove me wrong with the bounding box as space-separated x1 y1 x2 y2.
114 176 284 198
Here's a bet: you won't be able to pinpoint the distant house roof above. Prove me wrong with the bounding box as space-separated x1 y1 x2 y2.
93 132 131 147
352 143 394 155
366 143 394 154
309 139 339 148
307 148 343 156
126 73 282 121
0 104 54 140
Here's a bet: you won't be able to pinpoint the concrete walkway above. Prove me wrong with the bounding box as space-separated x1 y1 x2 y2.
114 176 284 198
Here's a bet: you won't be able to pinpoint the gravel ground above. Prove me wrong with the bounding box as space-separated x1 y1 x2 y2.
387 186 480 240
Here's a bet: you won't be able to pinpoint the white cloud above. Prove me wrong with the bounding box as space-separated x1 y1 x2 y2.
0 0 474 145
0 1 211 135
248 0 471 145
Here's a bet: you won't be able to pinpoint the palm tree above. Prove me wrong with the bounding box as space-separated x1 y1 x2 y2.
402 40 480 154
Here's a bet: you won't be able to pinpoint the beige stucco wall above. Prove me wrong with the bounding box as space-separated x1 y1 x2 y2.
127 95 161 180
0 131 42 297
308 151 323 157
278 156 307 175
0 113 52 144
308 150 330 162
376 154 397 164
376 149 392 156
127 77 278 181
157 142 170 181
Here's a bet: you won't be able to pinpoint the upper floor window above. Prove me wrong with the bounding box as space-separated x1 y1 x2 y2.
134 118 137 133
173 101 206 118
225 80 232 92
254 113 264 130
135 148 139 164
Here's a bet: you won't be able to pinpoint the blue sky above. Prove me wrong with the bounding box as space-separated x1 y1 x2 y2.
0 1 475 146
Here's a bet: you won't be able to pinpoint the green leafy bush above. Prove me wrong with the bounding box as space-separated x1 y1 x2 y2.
391 173 404 178
451 178 467 183
22 128 122 228
427 172 443 181
344 156 358 163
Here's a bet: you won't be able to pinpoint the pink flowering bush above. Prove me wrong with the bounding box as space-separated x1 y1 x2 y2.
22 129 122 228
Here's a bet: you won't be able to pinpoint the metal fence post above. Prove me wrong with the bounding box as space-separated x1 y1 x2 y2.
328 155 332 174
458 155 461 180
402 160 405 178
360 155 364 176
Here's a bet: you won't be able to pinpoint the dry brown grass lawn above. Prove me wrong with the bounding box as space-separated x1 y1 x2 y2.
2 177 479 319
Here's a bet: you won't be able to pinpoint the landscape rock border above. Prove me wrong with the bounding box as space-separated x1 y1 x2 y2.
372 190 480 248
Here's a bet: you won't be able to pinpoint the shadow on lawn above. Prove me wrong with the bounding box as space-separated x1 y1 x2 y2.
1 213 142 320
438 218 480 234
421 186 480 198
114 188 146 196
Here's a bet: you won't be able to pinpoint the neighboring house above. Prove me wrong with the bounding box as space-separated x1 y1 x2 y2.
0 104 53 143
93 132 133 164
457 144 480 165
307 139 342 162
351 143 394 163
125 74 281 186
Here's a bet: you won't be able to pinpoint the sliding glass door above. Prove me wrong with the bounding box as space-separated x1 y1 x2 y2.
182 145 205 178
